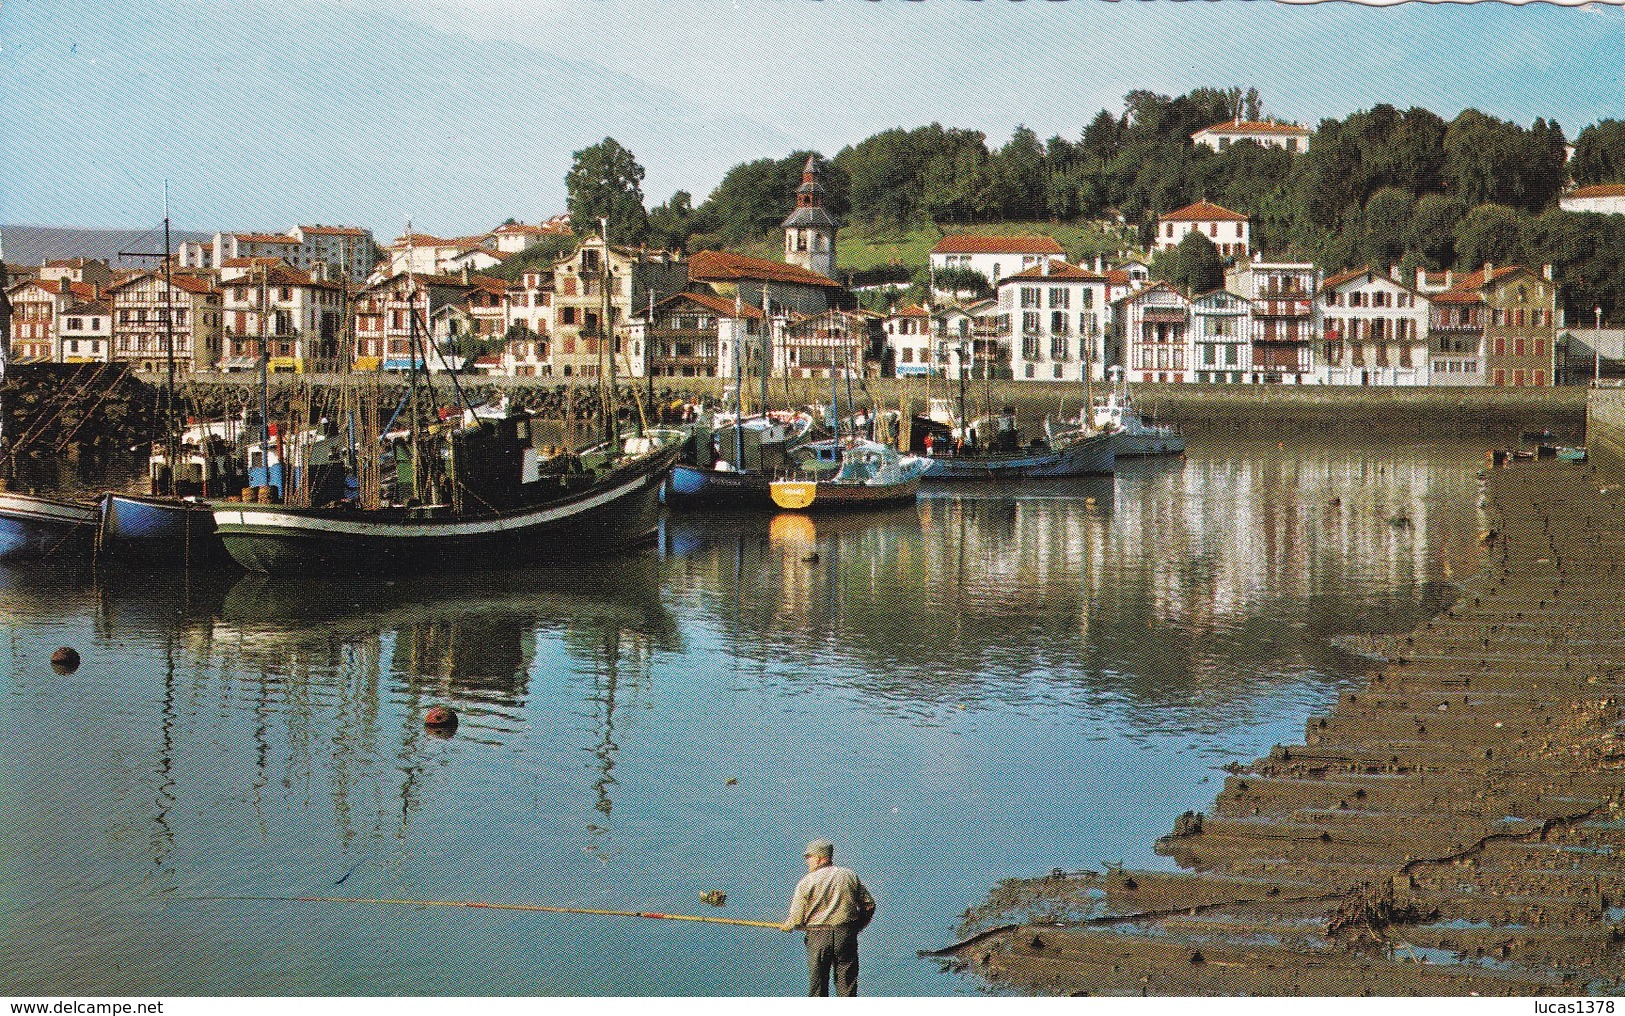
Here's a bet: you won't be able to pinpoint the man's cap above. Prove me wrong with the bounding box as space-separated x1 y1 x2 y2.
804 839 834 859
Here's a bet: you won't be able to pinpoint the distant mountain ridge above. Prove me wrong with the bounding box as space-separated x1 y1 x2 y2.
1 225 214 269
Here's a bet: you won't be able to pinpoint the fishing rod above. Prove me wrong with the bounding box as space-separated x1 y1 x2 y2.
172 894 783 929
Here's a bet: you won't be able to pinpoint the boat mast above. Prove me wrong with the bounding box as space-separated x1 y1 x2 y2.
258 262 273 498
599 217 615 449
733 298 744 470
161 180 178 495
759 285 771 418
0 224 9 479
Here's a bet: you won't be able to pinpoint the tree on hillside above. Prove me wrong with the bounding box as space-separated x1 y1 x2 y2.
565 137 648 244
1355 187 1415 270
1571 120 1625 186
1407 193 1467 268
1453 203 1525 270
1151 231 1225 295
696 151 846 243
647 190 696 251
1442 111 1566 213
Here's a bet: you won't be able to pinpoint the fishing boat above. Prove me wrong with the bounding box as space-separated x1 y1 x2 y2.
666 412 813 508
0 490 100 561
769 439 926 512
98 188 243 563
913 398 1116 480
214 402 679 574
1064 366 1184 459
99 417 248 561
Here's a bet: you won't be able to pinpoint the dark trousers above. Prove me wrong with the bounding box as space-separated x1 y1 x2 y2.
804 924 860 996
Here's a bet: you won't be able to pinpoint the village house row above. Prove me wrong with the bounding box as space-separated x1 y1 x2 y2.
8 140 1612 389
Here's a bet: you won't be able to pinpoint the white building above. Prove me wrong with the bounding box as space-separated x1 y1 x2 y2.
1315 267 1430 386
1113 282 1193 384
202 226 377 283
1155 201 1250 257
1190 118 1311 154
218 263 346 372
883 305 935 376
1189 289 1252 383
998 260 1111 382
929 234 1065 292
58 298 113 364
1559 184 1625 215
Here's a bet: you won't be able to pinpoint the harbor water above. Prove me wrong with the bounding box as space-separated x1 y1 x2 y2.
0 437 1490 995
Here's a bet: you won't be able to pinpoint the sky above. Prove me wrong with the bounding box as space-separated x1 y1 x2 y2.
2 0 1623 239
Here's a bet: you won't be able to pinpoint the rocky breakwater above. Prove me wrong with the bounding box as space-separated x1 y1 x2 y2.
940 456 1625 995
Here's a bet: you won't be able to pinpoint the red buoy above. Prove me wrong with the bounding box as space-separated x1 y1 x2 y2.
50 647 80 674
424 706 458 735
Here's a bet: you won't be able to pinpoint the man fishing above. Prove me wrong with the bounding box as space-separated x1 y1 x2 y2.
781 839 876 997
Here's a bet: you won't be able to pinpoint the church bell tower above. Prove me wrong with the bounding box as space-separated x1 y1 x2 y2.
782 155 838 279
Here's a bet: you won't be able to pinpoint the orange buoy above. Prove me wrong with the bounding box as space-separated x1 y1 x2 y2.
50 647 80 674
424 706 458 735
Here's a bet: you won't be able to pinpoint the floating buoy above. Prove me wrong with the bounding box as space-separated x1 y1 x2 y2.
424 706 458 735
50 647 80 674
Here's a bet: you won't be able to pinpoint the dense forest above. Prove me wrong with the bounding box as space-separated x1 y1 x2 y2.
551 88 1625 320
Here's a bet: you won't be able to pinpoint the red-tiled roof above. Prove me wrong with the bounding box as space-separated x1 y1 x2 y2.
221 256 289 269
999 260 1106 284
1103 270 1132 287
389 233 458 248
892 304 930 318
655 290 766 320
1320 267 1372 290
1449 265 1524 292
1431 290 1481 305
688 250 841 289
297 224 370 236
1194 120 1310 137
1563 184 1625 200
1159 201 1249 223
465 275 509 295
63 300 110 315
232 232 300 245
931 234 1065 256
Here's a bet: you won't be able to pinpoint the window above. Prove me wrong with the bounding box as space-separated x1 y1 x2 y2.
1022 311 1041 335
1515 338 1526 357
1050 333 1067 360
1021 287 1041 309
1535 337 1546 357
1534 369 1546 386
68 317 82 330
1048 288 1069 309
1050 310 1067 335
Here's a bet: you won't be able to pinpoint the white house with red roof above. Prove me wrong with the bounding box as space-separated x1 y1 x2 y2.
1155 201 1250 257
628 290 769 381
193 226 377 283
1315 267 1430 387
218 262 345 372
1112 282 1194 385
997 260 1112 382
930 234 1066 293
1559 184 1625 215
883 304 936 376
108 271 223 373
1190 118 1311 154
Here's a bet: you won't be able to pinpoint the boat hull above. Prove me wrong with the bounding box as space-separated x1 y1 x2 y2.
1112 430 1186 458
0 492 99 562
99 493 228 563
213 446 677 575
666 465 776 509
769 476 920 512
920 432 1115 480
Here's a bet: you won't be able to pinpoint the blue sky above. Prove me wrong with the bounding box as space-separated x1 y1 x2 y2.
3 0 1623 238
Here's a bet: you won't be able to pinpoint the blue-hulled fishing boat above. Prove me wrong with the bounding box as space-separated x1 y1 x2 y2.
0 491 100 561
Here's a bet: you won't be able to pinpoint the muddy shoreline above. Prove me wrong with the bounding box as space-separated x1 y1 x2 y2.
941 457 1625 995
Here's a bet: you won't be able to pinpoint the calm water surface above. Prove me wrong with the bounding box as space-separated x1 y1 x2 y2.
0 438 1489 995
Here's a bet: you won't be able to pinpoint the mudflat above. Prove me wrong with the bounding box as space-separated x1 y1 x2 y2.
943 457 1625 995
